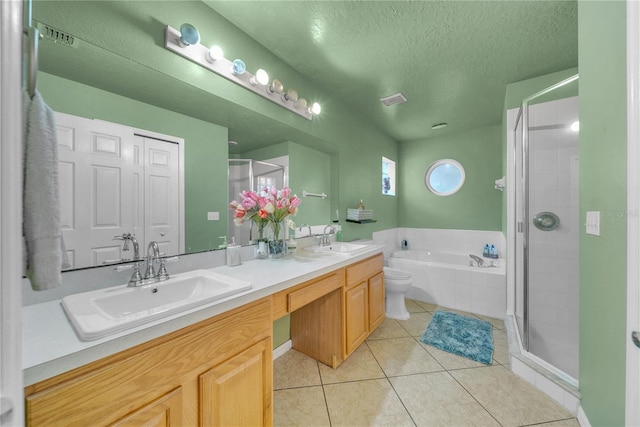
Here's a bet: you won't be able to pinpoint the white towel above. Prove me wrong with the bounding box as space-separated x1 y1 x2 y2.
23 91 68 291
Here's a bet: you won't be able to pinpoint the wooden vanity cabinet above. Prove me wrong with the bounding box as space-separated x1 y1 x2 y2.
344 254 385 357
25 298 273 427
273 270 345 368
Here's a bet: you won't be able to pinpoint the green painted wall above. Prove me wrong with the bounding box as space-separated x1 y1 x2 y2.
578 2 627 425
398 125 502 230
38 72 229 253
240 140 332 227
273 316 290 349
288 143 333 227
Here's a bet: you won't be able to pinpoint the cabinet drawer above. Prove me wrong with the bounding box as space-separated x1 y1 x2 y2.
288 272 343 312
345 253 383 288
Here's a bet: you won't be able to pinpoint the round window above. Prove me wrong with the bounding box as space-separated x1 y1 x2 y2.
425 159 465 196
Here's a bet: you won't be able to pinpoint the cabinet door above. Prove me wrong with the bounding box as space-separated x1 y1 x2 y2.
345 281 369 356
112 388 183 427
368 272 385 331
200 338 272 427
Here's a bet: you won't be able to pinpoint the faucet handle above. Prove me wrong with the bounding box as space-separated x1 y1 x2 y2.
128 262 143 287
157 258 170 281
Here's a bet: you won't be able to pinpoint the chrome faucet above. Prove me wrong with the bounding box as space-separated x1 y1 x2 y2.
144 241 161 280
320 224 336 246
469 254 484 267
299 224 313 237
114 233 145 287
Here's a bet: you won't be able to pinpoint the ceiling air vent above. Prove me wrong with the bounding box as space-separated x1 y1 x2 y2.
380 93 407 107
35 21 79 48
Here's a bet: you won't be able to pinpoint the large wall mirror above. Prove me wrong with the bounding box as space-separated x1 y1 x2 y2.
34 1 336 271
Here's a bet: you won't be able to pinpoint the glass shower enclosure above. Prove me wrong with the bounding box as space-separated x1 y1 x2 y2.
228 158 288 246
513 75 579 383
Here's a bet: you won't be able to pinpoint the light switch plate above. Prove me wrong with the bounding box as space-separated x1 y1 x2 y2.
586 211 600 236
207 211 219 221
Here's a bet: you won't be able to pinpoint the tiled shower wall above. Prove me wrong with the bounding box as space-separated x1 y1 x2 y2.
527 97 579 380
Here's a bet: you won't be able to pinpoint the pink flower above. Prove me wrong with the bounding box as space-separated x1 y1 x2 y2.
258 209 269 219
234 209 246 219
276 198 287 209
289 196 301 208
241 198 256 209
280 187 291 198
288 206 298 215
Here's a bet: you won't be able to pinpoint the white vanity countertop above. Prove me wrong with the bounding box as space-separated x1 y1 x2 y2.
23 245 383 386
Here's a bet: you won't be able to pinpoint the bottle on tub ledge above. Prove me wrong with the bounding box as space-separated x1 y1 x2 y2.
490 244 498 259
483 244 490 258
401 239 409 250
482 244 499 259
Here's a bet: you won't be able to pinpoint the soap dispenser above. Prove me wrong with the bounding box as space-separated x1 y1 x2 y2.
226 237 241 267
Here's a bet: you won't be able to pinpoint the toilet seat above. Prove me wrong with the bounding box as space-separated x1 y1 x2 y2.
383 266 411 280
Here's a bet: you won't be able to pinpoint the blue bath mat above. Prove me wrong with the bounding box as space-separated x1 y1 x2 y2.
420 310 494 365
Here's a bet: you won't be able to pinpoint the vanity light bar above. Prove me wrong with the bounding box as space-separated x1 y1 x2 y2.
164 25 314 121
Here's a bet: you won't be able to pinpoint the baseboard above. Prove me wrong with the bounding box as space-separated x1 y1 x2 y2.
577 405 592 427
273 340 292 360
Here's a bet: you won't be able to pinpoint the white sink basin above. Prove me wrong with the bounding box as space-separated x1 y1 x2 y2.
62 269 252 341
304 242 369 255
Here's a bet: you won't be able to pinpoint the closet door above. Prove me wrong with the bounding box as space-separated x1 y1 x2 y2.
56 112 136 268
140 135 180 258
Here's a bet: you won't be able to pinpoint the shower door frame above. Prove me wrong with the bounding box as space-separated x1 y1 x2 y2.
510 74 579 386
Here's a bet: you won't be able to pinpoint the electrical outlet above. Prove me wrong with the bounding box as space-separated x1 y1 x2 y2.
585 211 600 236
207 211 219 221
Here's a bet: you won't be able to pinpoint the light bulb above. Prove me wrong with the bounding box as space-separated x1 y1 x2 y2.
179 23 200 47
295 98 307 109
206 45 224 63
267 79 284 94
570 121 579 132
250 69 269 86
311 102 321 115
282 89 298 102
232 59 246 75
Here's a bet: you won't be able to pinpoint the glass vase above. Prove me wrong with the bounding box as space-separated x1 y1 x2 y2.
253 220 268 259
268 220 286 259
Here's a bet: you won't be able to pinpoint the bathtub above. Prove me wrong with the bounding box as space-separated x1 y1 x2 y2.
388 249 506 319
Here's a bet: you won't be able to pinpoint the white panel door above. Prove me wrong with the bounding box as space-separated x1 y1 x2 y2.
56 113 136 268
140 135 180 258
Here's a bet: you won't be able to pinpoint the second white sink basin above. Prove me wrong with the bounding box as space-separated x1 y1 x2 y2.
62 269 252 341
304 242 369 255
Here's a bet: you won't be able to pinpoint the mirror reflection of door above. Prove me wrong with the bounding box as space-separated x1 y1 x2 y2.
55 112 183 269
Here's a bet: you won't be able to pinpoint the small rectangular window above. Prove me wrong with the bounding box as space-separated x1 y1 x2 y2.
382 156 396 196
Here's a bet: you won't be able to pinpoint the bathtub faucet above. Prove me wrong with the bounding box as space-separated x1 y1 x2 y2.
469 254 484 267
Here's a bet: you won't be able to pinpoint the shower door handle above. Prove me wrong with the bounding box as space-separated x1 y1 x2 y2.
632 331 640 348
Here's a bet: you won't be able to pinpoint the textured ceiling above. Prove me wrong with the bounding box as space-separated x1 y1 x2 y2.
205 0 578 141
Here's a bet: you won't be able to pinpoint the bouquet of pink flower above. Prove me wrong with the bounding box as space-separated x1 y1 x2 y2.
229 186 301 241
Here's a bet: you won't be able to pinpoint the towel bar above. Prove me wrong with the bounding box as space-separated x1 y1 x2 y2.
302 190 327 199
23 0 39 98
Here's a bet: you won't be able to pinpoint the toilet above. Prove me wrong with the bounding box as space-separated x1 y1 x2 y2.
383 266 412 320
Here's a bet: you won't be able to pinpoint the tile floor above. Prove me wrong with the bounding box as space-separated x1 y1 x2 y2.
273 299 579 427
